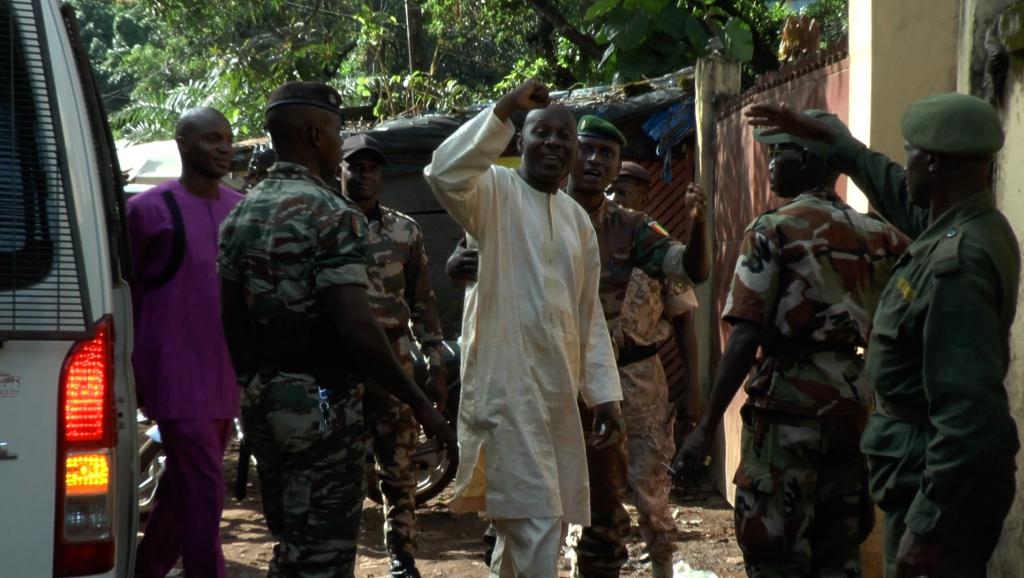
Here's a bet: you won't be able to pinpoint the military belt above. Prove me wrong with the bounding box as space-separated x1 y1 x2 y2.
617 343 661 367
873 394 930 426
763 339 859 361
249 314 351 388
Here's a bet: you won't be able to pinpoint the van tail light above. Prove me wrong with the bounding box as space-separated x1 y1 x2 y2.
54 316 117 576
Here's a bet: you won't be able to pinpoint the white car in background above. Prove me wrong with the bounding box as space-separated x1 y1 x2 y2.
0 1 137 576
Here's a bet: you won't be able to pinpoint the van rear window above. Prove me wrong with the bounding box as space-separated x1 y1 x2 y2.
0 0 89 338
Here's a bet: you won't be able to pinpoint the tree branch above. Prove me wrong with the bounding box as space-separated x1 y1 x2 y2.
527 0 604 61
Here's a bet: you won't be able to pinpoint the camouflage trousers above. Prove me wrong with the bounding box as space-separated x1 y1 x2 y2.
363 334 419 559
620 355 676 564
733 409 873 578
571 400 631 578
241 373 367 578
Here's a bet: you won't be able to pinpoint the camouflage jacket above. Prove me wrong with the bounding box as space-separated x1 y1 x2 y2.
611 268 698 350
588 198 693 327
217 161 369 342
723 189 909 416
363 202 444 368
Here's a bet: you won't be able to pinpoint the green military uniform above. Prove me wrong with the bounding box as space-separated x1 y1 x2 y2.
722 110 909 577
218 160 371 578
819 94 1019 577
360 201 445 561
571 116 697 578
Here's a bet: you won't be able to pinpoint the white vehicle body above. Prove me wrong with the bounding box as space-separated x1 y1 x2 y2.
0 1 137 576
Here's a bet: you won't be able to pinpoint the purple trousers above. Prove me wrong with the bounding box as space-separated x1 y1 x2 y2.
134 418 232 578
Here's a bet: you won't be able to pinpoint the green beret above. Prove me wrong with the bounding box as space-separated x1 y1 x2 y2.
754 108 849 158
901 93 1003 156
578 115 626 147
266 81 343 116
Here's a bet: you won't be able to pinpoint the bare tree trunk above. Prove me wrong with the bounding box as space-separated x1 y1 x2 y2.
404 0 426 72
527 0 603 61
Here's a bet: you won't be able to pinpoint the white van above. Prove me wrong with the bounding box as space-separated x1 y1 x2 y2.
0 1 137 576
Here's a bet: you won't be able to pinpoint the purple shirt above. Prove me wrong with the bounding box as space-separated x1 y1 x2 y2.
127 180 243 420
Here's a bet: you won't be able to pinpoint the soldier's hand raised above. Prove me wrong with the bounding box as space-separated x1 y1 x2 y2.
745 103 838 144
685 183 707 224
495 79 551 121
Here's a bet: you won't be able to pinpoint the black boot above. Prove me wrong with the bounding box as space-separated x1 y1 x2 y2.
390 555 423 578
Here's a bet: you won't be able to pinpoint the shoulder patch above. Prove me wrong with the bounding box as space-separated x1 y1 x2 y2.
648 221 669 237
351 212 366 239
932 228 962 277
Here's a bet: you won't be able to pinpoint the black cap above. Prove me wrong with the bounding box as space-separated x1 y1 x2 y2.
266 81 343 116
342 134 386 164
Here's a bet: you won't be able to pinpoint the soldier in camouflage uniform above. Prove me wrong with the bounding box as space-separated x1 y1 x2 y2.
338 134 446 578
673 110 909 578
569 115 710 578
609 163 700 578
217 81 454 578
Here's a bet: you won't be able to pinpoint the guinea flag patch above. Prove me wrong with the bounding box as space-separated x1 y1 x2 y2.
648 221 669 236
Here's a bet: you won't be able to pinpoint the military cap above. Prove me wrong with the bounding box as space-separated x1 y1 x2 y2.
755 108 849 158
616 161 651 184
342 134 386 164
901 93 1003 156
266 81 343 116
578 114 627 147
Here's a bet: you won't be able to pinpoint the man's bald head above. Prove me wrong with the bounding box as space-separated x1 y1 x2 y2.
175 107 230 139
523 104 576 132
517 104 577 193
175 107 233 180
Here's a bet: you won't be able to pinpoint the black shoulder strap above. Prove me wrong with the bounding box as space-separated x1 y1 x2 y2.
143 189 186 291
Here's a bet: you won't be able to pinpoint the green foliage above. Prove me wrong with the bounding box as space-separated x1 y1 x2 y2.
72 0 847 143
802 0 849 47
369 71 477 118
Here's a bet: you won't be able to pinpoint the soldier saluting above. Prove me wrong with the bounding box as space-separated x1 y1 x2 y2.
746 94 1019 578
674 110 908 577
218 81 454 577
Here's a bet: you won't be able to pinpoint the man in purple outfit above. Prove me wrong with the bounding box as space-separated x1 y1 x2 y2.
128 107 242 578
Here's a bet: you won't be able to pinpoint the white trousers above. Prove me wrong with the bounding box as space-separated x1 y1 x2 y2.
489 517 568 578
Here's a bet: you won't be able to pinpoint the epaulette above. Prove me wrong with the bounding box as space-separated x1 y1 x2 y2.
746 210 778 232
933 226 963 277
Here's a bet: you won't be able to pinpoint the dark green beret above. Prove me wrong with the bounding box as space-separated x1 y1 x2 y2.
578 114 626 147
754 108 849 158
901 93 1003 156
266 81 343 116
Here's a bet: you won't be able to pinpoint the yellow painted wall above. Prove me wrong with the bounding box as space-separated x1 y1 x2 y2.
846 2 961 575
846 0 960 212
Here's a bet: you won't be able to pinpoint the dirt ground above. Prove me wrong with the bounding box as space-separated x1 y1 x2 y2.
146 438 745 578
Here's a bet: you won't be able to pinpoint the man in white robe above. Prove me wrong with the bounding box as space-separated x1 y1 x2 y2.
424 80 624 577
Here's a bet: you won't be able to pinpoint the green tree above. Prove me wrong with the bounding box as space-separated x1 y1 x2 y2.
72 0 847 142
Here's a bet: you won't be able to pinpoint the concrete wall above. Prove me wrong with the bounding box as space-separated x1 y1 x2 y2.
990 57 1024 577
957 1 1024 574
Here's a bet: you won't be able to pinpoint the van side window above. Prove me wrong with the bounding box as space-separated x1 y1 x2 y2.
0 1 89 337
